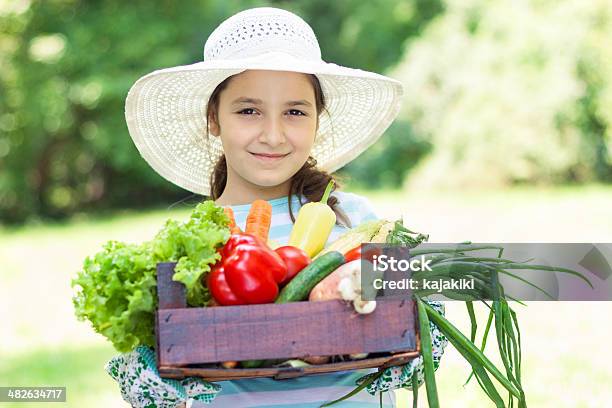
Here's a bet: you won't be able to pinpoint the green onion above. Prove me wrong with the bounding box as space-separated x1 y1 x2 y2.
497 263 593 288
410 244 505 257
464 306 495 386
466 301 478 344
411 368 419 408
452 334 505 408
323 230 591 407
421 301 522 399
319 370 384 407
417 298 440 408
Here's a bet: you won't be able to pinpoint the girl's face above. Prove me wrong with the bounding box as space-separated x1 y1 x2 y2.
210 70 318 199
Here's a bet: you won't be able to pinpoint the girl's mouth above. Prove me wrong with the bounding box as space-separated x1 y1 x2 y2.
250 152 290 162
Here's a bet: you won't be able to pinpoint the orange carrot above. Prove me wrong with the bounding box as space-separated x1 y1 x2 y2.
245 199 272 241
224 207 242 234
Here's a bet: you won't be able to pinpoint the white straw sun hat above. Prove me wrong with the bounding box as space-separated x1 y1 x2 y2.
125 7 403 196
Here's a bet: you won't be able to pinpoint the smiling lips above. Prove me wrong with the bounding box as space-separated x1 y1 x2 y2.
250 152 289 162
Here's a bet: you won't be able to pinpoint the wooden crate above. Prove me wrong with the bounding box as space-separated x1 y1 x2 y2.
155 262 420 381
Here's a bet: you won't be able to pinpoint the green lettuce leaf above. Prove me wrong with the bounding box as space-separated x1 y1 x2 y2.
71 200 230 352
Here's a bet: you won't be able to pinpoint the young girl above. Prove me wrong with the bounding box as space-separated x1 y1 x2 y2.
108 7 447 407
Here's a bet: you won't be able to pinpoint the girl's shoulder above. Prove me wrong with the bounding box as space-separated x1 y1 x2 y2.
331 190 380 225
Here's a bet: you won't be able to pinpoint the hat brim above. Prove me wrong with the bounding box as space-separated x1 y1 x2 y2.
125 51 403 195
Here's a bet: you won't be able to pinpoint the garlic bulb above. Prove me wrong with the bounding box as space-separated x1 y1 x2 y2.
353 298 377 314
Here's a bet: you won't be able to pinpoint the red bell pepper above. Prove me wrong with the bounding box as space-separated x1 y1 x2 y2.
209 233 288 305
207 263 245 306
221 234 263 259
344 246 362 262
274 246 311 286
344 245 382 263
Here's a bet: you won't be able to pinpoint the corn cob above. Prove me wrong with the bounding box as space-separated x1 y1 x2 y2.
313 219 388 259
370 220 397 243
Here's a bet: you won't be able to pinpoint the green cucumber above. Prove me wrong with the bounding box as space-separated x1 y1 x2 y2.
275 251 345 303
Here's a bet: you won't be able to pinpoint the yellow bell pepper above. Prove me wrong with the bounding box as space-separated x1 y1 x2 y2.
288 180 337 257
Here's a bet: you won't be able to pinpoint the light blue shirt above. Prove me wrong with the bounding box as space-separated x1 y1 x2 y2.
205 191 396 407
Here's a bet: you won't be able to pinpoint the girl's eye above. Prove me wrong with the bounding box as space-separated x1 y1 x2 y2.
287 109 306 116
237 108 257 115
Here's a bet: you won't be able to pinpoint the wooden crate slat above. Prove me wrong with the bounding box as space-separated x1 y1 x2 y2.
156 262 186 309
158 299 417 365
158 350 421 381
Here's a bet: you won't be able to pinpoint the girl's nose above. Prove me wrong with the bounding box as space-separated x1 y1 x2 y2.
259 116 285 146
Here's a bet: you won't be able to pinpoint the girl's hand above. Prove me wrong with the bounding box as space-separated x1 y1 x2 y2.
105 346 221 407
355 301 448 394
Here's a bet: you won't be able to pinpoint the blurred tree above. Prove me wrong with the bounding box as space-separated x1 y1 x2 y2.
0 0 442 224
340 120 431 189
275 0 444 73
392 0 612 189
1 0 241 223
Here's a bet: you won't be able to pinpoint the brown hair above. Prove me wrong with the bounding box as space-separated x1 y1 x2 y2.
205 73 351 228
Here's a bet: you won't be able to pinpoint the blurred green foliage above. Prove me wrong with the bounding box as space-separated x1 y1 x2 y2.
0 0 442 224
341 120 432 188
5 0 611 221
392 0 612 188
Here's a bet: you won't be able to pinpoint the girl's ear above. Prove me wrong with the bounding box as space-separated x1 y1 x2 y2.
208 112 220 137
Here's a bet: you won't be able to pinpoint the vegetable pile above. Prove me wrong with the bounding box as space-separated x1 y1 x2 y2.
73 183 591 408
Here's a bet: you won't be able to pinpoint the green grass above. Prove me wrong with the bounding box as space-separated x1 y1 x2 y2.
1 184 611 407
0 345 119 408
